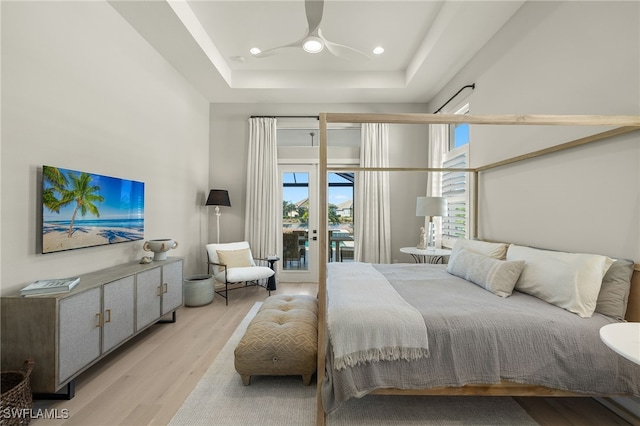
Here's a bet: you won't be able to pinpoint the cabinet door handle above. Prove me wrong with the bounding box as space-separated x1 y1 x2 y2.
105 309 112 323
157 286 161 296
95 313 102 328
163 283 168 294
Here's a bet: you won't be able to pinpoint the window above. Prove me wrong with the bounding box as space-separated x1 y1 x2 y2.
449 104 470 150
441 147 468 247
451 122 470 149
441 104 470 248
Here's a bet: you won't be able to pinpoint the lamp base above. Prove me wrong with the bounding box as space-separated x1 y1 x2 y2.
215 206 221 244
426 221 436 249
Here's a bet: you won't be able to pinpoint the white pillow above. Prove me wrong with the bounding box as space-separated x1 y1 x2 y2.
449 238 509 264
216 248 252 270
447 247 525 297
507 245 614 318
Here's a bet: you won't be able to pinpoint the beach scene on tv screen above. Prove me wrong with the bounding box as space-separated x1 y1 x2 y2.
42 165 144 254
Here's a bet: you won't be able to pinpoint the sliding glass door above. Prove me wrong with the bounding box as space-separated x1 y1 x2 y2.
277 125 359 282
280 165 318 282
279 165 356 282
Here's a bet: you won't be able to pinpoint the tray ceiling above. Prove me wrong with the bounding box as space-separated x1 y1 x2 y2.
110 0 525 103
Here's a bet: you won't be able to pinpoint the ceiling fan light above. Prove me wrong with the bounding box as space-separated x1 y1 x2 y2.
303 36 324 53
249 47 261 55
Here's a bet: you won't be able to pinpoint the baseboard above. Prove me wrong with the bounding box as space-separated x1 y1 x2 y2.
595 396 640 425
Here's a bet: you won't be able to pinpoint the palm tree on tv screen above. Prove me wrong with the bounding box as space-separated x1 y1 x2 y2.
58 172 105 237
43 166 69 213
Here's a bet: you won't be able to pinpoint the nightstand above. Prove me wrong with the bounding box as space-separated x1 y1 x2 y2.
600 322 640 365
400 247 451 264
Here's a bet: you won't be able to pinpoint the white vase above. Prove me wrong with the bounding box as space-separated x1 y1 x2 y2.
143 239 178 261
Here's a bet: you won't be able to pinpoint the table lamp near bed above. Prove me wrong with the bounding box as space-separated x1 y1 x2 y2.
416 196 447 249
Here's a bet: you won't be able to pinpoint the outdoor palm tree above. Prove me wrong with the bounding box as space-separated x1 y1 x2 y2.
58 172 105 237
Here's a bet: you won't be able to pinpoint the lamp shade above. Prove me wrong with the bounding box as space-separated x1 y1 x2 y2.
206 189 231 207
416 196 447 217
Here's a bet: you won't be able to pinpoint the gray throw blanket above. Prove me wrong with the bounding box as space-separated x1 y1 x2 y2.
326 262 429 370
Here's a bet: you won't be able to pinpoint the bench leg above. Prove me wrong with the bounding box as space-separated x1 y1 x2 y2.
302 374 313 386
241 374 251 386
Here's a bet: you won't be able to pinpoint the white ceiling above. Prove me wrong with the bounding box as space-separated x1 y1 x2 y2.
110 0 525 104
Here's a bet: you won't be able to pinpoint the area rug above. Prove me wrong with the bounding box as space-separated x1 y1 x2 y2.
169 302 538 426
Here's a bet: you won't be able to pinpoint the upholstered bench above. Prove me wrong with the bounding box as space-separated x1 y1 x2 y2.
234 294 318 386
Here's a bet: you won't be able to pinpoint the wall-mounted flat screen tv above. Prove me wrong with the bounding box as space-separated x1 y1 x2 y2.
42 165 145 254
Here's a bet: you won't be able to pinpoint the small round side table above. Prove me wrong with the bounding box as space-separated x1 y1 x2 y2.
399 247 452 264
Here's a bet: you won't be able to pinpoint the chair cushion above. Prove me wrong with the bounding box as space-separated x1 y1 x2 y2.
217 248 252 269
214 266 274 284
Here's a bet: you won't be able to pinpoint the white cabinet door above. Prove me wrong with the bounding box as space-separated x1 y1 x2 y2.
136 267 161 331
58 287 101 384
161 260 183 315
103 276 135 353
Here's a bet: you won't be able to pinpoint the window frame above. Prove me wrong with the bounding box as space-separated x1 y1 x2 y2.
441 102 471 249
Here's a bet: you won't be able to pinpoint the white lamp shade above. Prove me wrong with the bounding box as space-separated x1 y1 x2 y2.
416 196 447 217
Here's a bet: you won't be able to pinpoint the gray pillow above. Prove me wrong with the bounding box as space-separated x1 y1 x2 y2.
595 258 634 319
447 247 525 297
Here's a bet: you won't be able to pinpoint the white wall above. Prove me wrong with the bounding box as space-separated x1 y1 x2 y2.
428 1 640 260
209 103 429 263
1 1 211 294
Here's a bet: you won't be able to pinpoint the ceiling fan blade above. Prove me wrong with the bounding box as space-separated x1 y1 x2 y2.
305 0 324 35
323 39 371 61
252 37 305 58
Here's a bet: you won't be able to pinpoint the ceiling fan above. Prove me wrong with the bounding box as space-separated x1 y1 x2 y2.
251 0 370 61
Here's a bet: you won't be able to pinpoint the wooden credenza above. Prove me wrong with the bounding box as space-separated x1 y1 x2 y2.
1 257 183 397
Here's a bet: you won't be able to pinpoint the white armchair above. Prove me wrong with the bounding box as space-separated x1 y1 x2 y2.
205 241 275 305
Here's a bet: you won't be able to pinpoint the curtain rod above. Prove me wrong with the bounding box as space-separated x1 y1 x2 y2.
250 115 319 119
433 83 475 114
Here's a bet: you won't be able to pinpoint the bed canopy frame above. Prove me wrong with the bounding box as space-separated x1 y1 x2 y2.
315 113 640 425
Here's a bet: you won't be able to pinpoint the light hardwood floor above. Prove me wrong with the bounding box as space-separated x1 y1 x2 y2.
31 282 631 426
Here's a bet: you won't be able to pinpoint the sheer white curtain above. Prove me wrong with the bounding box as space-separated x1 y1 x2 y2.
354 123 391 263
244 117 279 259
427 124 448 247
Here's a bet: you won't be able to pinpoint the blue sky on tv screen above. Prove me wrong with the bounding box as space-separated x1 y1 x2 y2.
43 166 144 222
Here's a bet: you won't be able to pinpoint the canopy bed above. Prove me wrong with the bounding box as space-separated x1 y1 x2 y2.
314 113 640 425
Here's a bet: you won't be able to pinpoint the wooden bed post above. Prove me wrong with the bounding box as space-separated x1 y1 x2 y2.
473 170 479 240
627 265 640 322
316 113 328 426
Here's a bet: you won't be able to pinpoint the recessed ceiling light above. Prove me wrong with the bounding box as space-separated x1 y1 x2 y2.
249 47 261 55
303 36 324 53
373 46 384 55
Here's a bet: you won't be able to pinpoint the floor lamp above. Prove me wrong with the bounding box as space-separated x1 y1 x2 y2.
206 189 231 243
416 196 447 249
